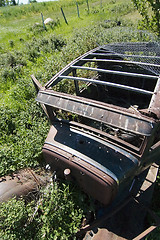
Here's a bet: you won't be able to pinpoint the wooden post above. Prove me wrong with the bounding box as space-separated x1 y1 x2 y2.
86 0 89 14
61 7 68 25
41 13 46 30
100 0 102 9
76 2 80 18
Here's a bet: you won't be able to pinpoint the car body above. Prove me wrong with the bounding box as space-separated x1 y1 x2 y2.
32 42 160 205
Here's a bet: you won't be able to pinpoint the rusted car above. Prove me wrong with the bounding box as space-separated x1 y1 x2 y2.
32 42 160 206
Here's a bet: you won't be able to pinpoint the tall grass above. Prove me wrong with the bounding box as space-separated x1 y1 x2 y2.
0 0 136 49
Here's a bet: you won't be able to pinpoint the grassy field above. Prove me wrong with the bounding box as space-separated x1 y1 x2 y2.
0 0 159 239
0 0 137 49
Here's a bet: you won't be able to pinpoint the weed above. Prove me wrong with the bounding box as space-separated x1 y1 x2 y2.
29 23 45 35
47 18 60 30
0 181 94 239
9 40 14 48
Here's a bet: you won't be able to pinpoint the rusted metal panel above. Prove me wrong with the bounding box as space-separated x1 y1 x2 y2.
36 90 155 136
42 122 141 204
44 123 139 179
42 123 118 205
82 164 159 240
84 229 125 240
43 145 118 205
0 169 50 202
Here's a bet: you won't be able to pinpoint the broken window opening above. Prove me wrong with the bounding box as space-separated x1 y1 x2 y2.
51 107 145 152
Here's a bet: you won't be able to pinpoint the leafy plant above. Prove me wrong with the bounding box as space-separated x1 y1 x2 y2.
0 197 36 240
132 0 160 36
0 181 94 239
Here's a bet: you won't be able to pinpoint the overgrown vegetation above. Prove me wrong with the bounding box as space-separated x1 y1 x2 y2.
0 181 94 239
0 0 160 238
132 0 160 36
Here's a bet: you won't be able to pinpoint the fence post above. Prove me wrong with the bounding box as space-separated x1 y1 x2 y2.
86 0 89 14
76 2 80 18
41 13 46 30
61 7 68 25
100 0 102 8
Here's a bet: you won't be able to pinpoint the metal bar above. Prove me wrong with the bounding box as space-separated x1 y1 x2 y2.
70 121 140 153
132 197 160 240
72 69 80 95
71 65 158 79
100 0 102 8
61 7 68 25
97 49 114 53
44 45 159 89
133 226 157 240
41 12 46 30
77 196 133 237
31 74 43 93
44 47 100 88
86 0 89 13
76 2 80 18
90 52 160 59
82 58 160 69
45 105 56 122
148 77 160 118
58 75 154 95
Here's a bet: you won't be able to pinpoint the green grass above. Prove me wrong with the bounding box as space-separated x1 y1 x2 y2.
0 0 137 50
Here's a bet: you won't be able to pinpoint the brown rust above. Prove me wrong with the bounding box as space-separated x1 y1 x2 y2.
84 229 125 240
0 169 50 202
82 164 159 240
43 143 118 206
